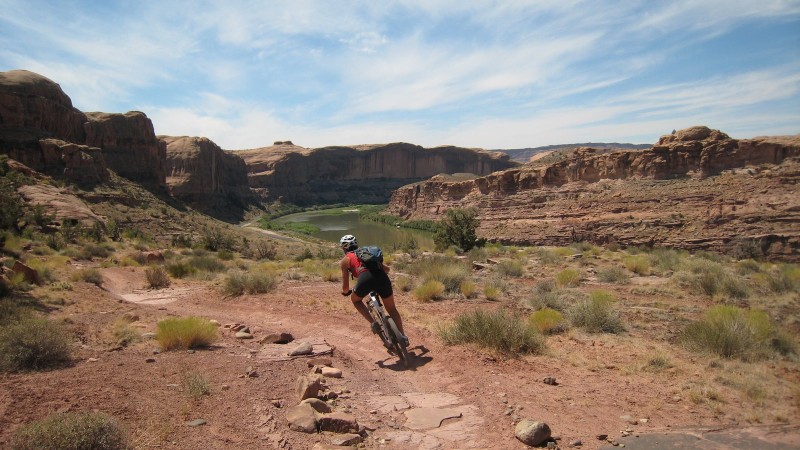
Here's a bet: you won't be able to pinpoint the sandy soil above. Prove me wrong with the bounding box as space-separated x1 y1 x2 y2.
1 264 798 450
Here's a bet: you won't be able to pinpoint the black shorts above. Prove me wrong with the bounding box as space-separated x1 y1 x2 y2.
353 270 393 299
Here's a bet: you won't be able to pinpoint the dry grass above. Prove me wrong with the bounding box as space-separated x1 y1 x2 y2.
156 317 218 351
413 280 446 302
0 314 71 372
145 266 171 289
555 268 581 287
181 371 211 399
11 411 127 450
439 308 545 355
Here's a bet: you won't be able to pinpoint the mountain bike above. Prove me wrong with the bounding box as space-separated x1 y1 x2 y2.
365 290 410 367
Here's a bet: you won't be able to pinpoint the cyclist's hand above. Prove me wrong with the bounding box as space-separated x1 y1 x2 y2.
341 289 352 296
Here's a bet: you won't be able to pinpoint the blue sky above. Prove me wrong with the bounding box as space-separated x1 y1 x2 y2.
1 1 799 150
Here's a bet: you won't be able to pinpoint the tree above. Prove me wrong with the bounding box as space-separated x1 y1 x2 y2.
434 207 480 252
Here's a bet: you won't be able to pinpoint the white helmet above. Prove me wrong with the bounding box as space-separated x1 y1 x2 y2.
339 234 357 249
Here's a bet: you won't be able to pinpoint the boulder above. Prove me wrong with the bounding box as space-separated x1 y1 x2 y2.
321 367 343 378
286 403 317 433
515 420 551 446
317 412 359 434
288 341 313 356
296 375 322 401
300 398 332 414
260 332 294 344
11 260 39 284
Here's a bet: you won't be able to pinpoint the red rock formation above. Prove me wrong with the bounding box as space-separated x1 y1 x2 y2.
84 111 166 187
0 70 87 143
387 127 800 260
238 142 516 204
163 135 254 219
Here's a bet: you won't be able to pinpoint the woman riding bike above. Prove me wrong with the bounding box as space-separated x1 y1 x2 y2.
339 234 409 348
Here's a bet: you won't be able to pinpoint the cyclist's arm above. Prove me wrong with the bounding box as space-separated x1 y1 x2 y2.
340 256 351 295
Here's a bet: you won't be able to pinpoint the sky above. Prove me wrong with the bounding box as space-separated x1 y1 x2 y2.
1 1 799 150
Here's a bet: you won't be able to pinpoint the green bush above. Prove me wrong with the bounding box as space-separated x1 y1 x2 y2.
529 308 566 334
111 319 140 348
439 308 545 355
567 295 624 333
11 411 126 450
145 266 171 289
0 315 71 372
526 280 565 311
413 280 445 302
71 268 104 286
222 271 277 297
496 259 524 277
188 255 225 273
434 207 480 252
534 248 560 265
201 228 235 252
597 265 630 284
460 279 478 298
623 255 650 275
649 247 683 272
156 317 217 351
681 305 794 361
421 257 470 293
166 261 197 278
555 268 581 287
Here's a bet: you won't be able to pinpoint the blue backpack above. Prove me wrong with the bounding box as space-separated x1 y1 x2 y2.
355 246 384 272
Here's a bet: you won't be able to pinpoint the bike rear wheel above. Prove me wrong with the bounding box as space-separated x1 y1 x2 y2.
385 317 409 368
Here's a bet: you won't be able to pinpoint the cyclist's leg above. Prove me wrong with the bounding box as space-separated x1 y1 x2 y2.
382 294 405 335
352 273 376 325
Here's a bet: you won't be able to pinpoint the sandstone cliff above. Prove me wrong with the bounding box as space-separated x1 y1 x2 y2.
237 142 516 205
0 70 164 187
163 135 255 220
387 127 800 260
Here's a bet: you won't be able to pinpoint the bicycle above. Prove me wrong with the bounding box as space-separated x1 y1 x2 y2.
365 290 410 367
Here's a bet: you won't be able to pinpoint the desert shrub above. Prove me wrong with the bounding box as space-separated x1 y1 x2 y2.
681 305 794 361
171 234 194 248
439 308 545 355
526 280 565 311
394 275 413 293
0 315 71 372
10 411 126 450
252 241 277 260
145 266 170 289
294 247 314 261
181 371 211 399
156 317 217 351
460 279 478 298
736 259 762 275
534 248 560 265
222 271 277 297
567 294 624 333
76 244 114 260
496 259 524 277
649 247 683 272
188 255 225 273
413 280 445 302
597 265 629 284
623 255 650 275
467 247 488 264
529 308 567 334
321 267 339 282
422 258 470 293
217 250 234 261
483 285 501 301
643 355 673 372
555 268 581 287
166 260 196 279
761 264 800 294
71 268 104 286
111 319 141 348
434 207 480 252
730 238 764 261
201 228 235 252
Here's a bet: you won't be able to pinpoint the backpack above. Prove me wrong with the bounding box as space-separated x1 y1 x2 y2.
355 246 384 272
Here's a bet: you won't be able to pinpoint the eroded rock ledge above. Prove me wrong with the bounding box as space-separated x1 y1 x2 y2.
387 127 800 260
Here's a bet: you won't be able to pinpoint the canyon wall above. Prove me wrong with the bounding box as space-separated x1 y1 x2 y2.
237 142 516 205
387 127 800 260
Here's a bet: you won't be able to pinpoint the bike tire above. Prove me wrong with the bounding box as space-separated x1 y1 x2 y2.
385 317 409 368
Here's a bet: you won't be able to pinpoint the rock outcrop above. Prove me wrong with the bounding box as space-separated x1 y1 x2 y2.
163 136 255 220
0 70 165 187
238 142 516 205
387 127 800 260
84 111 166 188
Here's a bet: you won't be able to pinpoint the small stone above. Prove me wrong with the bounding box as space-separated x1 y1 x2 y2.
145 358 156 363
142 332 156 340
296 375 322 401
209 319 220 326
515 420 551 446
260 332 294 344
152 349 160 354
240 326 250 334
186 419 206 427
639 418 648 424
286 404 317 433
570 439 582 447
547 442 557 449
235 331 253 339
597 434 608 440
271 399 282 408
543 377 558 385
87 358 99 362
318 412 359 434
288 341 313 356
321 367 343 378
672 395 682 402
306 357 333 368
301 398 332 414
221 384 230 391
187 350 195 354
330 433 363 446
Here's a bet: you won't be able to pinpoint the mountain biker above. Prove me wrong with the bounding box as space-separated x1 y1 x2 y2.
339 234 409 347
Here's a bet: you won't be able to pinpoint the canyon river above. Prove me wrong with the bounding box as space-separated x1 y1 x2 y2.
274 208 435 250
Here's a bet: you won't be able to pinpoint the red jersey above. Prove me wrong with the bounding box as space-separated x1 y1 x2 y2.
345 251 368 279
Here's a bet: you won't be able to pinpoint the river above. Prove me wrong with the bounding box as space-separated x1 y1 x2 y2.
273 208 435 250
